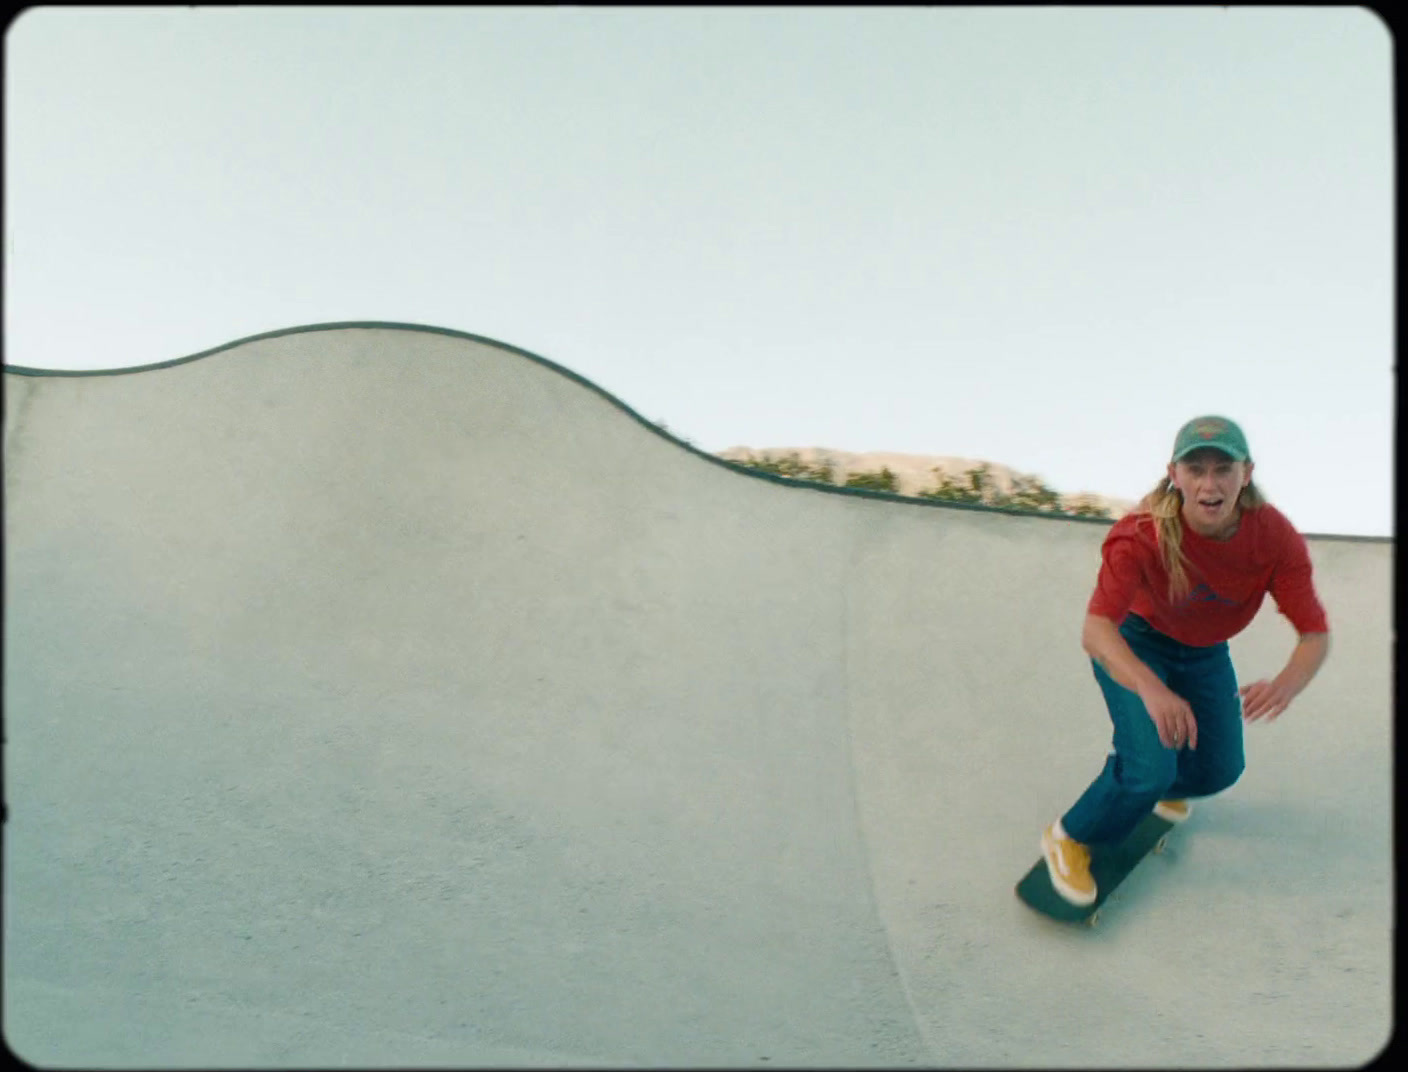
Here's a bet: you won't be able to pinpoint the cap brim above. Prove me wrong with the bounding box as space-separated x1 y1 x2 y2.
1172 443 1246 462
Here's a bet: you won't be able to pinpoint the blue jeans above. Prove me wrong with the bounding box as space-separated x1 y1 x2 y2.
1061 614 1245 846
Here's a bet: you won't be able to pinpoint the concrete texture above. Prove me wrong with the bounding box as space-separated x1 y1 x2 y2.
3 323 1392 1068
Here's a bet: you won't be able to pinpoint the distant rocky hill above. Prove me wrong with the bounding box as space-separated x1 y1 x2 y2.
716 446 1138 519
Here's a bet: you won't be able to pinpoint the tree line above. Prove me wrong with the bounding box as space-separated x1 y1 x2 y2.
725 451 1113 519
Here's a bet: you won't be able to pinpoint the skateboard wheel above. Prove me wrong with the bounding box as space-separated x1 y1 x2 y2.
1154 835 1169 854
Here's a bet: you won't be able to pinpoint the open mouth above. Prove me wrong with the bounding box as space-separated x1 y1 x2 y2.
1198 499 1225 512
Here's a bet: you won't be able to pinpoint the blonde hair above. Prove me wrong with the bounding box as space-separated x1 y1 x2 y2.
1134 473 1267 601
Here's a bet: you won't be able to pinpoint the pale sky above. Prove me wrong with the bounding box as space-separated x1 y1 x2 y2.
5 7 1393 536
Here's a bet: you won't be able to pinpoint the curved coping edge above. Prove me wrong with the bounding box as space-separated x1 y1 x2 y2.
2 320 1392 544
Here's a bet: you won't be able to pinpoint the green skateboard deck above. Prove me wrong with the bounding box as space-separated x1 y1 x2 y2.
1015 812 1176 926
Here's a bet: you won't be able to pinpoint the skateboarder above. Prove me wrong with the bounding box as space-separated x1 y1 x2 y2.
1042 416 1331 906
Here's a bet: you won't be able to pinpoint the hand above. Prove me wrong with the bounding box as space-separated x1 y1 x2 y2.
1139 681 1198 750
1240 678 1297 723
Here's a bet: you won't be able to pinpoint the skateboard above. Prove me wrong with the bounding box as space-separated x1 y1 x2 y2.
1015 812 1176 926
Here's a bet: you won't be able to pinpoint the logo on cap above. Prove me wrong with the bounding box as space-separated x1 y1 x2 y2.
1195 420 1225 439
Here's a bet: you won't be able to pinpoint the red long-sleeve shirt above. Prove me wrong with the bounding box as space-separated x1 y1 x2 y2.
1086 503 1329 647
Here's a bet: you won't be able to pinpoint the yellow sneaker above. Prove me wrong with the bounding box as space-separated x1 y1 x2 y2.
1041 824 1097 906
1153 799 1192 823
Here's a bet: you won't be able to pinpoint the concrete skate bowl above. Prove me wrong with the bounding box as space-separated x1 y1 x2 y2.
3 323 1392 1067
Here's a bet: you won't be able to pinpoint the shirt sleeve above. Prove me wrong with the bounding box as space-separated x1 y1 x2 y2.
1086 526 1146 623
1267 514 1330 635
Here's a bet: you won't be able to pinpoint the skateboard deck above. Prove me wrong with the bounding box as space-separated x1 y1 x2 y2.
1015 812 1176 926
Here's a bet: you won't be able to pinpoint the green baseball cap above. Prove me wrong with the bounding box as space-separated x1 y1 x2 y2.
1171 415 1251 462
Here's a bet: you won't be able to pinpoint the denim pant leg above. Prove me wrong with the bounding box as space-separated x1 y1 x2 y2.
1166 640 1246 799
1061 617 1182 846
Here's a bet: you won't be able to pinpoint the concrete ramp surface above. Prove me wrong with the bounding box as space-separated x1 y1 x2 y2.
3 324 1392 1067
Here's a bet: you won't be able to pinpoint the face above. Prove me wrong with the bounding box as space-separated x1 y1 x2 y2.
1167 448 1253 537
